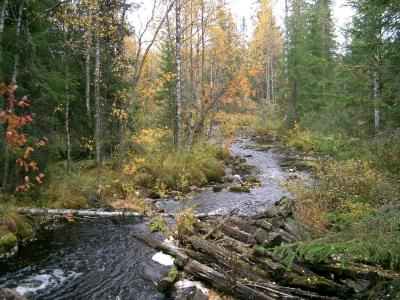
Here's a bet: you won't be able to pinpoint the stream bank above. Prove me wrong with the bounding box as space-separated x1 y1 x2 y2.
0 135 300 299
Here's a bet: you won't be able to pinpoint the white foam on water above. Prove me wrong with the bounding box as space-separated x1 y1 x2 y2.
174 279 209 295
14 269 81 296
152 252 175 266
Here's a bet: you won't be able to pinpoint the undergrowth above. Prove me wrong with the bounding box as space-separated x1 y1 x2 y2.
274 203 400 270
246 110 400 273
124 142 227 193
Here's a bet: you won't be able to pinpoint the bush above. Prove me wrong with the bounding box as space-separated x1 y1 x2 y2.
175 208 196 243
252 114 283 137
318 159 383 204
284 122 339 156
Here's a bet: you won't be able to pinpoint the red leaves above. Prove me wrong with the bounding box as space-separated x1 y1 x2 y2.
23 147 34 159
1 83 46 191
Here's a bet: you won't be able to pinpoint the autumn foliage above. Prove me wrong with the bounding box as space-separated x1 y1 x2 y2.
0 84 46 191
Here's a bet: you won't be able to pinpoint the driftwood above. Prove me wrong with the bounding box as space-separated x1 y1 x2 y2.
17 208 145 218
17 208 228 219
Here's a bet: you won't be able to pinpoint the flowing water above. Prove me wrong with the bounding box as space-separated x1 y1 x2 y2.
0 137 296 299
0 219 171 299
156 137 293 215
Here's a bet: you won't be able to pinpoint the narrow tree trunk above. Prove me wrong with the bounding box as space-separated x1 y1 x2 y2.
65 99 72 174
373 70 380 130
270 57 275 103
374 25 382 131
94 20 103 197
116 2 128 168
2 1 23 190
200 0 205 99
63 24 72 175
85 41 91 119
0 0 8 58
174 0 182 147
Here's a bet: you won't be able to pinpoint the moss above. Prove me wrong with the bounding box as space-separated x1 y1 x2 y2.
157 267 178 292
148 216 168 233
229 186 250 193
166 266 178 281
252 245 268 257
286 274 340 294
0 227 17 254
213 185 224 192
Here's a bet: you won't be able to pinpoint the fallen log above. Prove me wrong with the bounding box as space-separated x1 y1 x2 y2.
136 234 341 299
221 223 256 244
188 236 267 282
227 217 259 235
203 215 232 239
316 262 400 282
17 208 145 218
134 234 276 300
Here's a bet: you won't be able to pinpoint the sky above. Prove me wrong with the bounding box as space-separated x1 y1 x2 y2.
128 0 355 45
227 0 354 44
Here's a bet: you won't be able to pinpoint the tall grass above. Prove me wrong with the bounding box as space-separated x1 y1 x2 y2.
124 143 226 191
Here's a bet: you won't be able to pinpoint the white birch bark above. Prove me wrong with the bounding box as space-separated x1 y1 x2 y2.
175 0 182 147
94 19 103 197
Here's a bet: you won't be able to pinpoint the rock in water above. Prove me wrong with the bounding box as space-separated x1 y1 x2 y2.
0 289 27 300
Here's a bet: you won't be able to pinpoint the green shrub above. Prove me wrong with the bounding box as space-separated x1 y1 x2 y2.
148 216 168 233
175 208 197 243
274 204 400 270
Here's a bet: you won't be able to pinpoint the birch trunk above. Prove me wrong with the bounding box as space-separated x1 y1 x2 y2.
200 0 205 99
174 0 182 147
63 25 72 175
94 20 103 197
2 1 23 190
85 41 91 119
373 26 382 131
0 0 7 57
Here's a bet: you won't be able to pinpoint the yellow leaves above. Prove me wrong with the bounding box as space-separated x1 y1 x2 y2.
79 137 95 153
111 103 128 121
134 128 171 148
123 158 144 175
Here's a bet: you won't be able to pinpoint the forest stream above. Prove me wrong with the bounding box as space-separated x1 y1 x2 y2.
0 137 301 299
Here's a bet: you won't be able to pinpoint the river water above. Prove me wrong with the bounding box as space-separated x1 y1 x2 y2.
0 137 294 299
156 137 292 215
